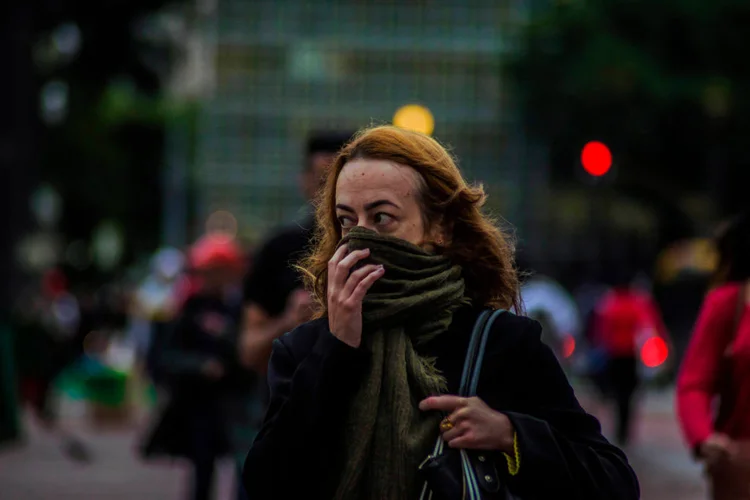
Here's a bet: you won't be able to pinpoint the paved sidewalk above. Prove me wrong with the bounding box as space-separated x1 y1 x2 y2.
579 386 707 500
0 406 238 500
0 388 708 500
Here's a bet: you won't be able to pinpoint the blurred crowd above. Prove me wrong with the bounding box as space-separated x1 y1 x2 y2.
5 131 748 500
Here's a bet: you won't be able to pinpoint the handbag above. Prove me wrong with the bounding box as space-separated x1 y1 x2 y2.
418 309 522 500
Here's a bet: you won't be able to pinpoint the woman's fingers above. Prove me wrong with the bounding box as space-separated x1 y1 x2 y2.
441 407 472 444
447 406 472 426
447 435 477 449
419 395 469 412
338 248 370 271
329 243 349 266
328 245 350 288
342 264 381 297
331 248 370 289
442 421 470 442
349 266 385 303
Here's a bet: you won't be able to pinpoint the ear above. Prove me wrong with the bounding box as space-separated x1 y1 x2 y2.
430 216 452 247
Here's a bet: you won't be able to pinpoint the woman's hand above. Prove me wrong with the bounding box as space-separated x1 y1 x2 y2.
419 395 515 453
700 433 736 469
328 244 385 348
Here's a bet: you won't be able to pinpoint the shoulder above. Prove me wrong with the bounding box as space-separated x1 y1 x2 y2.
704 283 743 312
485 310 543 355
708 282 743 301
478 311 570 400
275 317 329 363
248 224 310 278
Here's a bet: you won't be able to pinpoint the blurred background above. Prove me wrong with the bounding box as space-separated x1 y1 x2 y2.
0 0 745 498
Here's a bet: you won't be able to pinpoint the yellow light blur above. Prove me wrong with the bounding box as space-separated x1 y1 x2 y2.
655 238 718 284
392 104 435 136
205 210 238 239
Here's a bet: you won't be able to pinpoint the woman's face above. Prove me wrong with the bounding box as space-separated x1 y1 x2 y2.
335 159 438 247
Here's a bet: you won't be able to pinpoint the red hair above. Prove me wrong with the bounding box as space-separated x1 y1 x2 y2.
301 125 520 316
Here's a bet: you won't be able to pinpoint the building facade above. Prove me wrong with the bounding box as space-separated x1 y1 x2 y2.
193 0 532 242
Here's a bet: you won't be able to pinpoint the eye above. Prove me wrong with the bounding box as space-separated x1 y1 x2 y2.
374 213 395 226
337 215 356 228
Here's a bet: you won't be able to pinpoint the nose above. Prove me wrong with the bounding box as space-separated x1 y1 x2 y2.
356 221 378 233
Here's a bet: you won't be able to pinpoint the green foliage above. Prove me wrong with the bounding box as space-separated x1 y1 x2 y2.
36 1 193 285
99 81 196 127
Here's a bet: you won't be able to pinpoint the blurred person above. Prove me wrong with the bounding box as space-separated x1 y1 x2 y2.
591 268 670 446
141 234 256 500
520 273 582 363
577 268 611 344
243 126 639 500
12 271 93 463
127 248 186 385
677 212 750 500
239 132 353 375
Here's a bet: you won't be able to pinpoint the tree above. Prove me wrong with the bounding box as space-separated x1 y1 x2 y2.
33 0 190 285
510 0 750 225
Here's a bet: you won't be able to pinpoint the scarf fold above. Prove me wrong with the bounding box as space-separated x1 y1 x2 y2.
333 227 468 500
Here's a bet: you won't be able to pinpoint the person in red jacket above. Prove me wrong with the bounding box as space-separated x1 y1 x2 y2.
592 269 669 445
677 212 750 500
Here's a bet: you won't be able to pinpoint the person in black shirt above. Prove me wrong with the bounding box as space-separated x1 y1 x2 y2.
240 132 353 374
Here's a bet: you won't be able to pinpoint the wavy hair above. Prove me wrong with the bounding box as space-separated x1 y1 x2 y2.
300 125 520 316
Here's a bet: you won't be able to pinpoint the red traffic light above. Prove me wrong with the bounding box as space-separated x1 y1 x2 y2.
581 141 612 177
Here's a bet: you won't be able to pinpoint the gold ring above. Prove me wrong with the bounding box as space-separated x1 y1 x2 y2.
439 418 454 432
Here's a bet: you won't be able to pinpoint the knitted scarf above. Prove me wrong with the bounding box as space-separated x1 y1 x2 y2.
333 227 468 500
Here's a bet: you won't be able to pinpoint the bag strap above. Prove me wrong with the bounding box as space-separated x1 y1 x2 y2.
462 309 506 500
421 309 508 500
458 309 491 397
468 309 506 397
431 309 506 455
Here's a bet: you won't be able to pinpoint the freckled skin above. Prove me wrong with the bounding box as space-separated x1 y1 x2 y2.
335 159 440 246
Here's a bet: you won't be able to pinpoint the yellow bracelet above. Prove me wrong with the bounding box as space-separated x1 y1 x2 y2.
502 432 521 476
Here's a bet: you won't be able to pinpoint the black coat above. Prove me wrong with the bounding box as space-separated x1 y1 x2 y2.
141 292 258 460
243 306 640 499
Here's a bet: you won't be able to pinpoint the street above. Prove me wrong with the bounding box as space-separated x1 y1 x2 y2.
0 388 706 500
579 387 707 500
0 400 238 500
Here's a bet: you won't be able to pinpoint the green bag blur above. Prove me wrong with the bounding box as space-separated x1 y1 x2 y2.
83 368 128 408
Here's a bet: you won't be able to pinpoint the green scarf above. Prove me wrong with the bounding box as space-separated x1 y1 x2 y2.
333 227 468 500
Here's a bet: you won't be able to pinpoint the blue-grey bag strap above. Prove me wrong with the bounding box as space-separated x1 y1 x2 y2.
468 309 506 397
458 309 492 397
461 309 507 500
421 309 508 500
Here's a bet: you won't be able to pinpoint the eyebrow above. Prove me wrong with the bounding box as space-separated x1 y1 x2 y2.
335 199 401 212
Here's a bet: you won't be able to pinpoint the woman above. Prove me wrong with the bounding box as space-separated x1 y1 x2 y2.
141 234 257 500
677 212 750 499
592 269 669 446
12 276 92 463
242 126 639 499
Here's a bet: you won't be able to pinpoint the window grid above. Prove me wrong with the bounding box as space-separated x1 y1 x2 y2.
196 0 525 241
